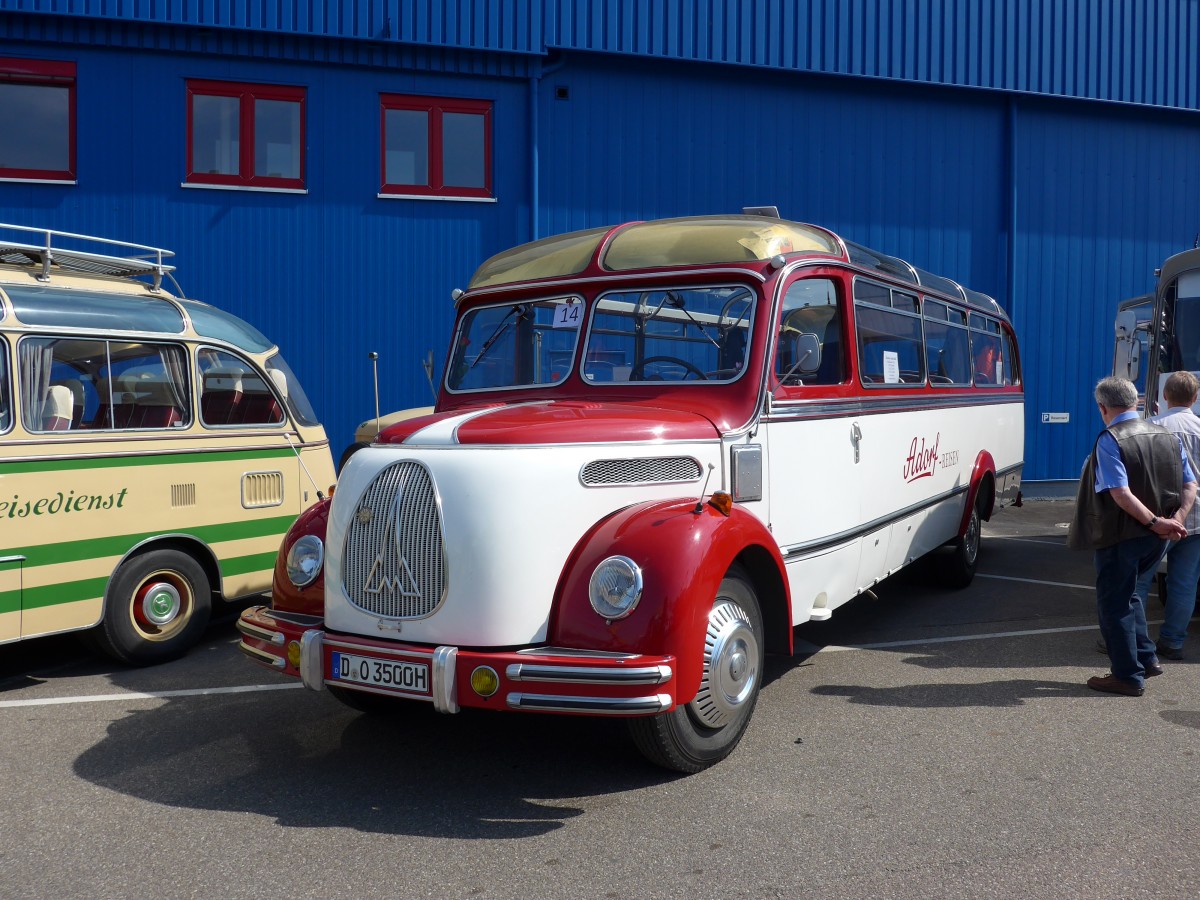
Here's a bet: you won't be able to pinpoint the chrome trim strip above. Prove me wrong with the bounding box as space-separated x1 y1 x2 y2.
298 629 325 691
235 619 285 645
513 646 640 659
506 692 672 715
764 394 1023 422
261 608 324 628
781 486 968 560
238 640 285 669
464 266 767 301
505 663 673 685
432 646 459 714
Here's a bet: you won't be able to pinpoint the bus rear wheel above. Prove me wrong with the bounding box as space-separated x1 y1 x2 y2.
627 568 762 773
94 549 212 665
941 502 982 588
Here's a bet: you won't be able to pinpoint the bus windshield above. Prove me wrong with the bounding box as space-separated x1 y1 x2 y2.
447 298 583 391
584 286 754 383
1166 295 1200 373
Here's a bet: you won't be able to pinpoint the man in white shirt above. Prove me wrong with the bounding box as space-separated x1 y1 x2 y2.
1136 371 1200 659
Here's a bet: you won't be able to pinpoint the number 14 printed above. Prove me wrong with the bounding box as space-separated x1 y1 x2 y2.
553 301 582 328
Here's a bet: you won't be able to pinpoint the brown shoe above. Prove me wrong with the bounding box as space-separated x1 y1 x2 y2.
1155 639 1184 661
1087 674 1144 696
1145 659 1164 678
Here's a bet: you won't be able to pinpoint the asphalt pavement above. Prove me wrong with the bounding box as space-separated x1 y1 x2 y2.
1 499 1197 899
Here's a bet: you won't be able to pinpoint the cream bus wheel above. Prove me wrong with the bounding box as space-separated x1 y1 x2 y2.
95 549 212 666
627 567 763 774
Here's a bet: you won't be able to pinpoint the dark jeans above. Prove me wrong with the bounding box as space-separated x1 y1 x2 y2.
1094 534 1168 687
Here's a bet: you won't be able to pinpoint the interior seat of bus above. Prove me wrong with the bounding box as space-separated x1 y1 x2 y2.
41 384 74 431
201 366 244 424
51 378 86 427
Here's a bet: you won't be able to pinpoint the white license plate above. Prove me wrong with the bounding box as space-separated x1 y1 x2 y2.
330 651 430 695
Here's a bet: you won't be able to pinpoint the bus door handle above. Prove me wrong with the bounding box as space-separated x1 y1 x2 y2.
851 422 862 463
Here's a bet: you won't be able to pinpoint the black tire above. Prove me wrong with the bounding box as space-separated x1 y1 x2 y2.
627 568 763 773
338 441 369 473
92 548 212 665
941 502 982 588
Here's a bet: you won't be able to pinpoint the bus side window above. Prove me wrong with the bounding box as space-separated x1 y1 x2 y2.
923 300 971 385
0 345 10 432
1001 331 1019 385
776 278 843 387
199 347 283 427
854 280 926 386
19 336 103 433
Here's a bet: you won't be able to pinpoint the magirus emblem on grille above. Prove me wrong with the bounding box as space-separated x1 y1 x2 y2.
361 490 423 600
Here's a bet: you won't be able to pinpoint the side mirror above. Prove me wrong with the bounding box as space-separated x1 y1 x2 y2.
791 332 822 375
777 330 822 384
1112 311 1142 382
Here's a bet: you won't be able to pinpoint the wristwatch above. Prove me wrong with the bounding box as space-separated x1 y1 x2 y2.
1148 516 1160 528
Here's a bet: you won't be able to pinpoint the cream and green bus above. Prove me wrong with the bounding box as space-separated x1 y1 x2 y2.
0 224 335 664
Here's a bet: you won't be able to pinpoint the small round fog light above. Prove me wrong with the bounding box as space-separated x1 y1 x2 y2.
286 640 302 668
470 666 499 697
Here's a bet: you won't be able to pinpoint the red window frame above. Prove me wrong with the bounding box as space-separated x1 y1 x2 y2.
186 79 306 190
380 94 493 199
0 58 76 182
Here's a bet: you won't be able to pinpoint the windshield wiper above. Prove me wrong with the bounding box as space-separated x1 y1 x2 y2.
664 292 720 349
466 304 528 372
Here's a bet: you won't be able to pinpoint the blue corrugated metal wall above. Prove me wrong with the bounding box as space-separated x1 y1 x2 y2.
537 57 1006 300
8 1 1200 110
1012 100 1200 481
3 6 1200 477
0 32 532 447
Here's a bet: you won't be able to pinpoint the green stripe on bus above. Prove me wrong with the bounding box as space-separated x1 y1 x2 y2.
9 515 296 569
21 577 109 611
220 551 278 578
0 589 19 615
3 550 279 614
2 446 296 475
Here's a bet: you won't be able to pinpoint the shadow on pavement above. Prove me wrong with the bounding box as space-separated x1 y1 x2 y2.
72 684 679 838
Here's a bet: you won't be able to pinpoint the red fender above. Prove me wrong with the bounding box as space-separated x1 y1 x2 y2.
549 497 789 707
270 497 330 617
960 450 997 533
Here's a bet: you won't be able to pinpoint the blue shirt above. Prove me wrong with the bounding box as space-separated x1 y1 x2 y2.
1094 409 1197 492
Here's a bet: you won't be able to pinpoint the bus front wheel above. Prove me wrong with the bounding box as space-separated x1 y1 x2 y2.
94 549 212 665
627 568 762 773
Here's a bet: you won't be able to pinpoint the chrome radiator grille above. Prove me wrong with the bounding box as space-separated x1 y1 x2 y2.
580 456 703 486
341 461 445 618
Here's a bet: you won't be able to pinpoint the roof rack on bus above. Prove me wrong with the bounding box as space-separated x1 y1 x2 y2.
0 223 178 292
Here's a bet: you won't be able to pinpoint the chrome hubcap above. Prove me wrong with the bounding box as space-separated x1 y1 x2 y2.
689 599 760 728
965 511 980 565
141 581 181 626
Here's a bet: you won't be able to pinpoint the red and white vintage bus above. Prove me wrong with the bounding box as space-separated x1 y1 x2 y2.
237 213 1024 772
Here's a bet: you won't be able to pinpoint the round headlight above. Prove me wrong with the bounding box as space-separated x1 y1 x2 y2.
588 555 643 620
286 534 324 587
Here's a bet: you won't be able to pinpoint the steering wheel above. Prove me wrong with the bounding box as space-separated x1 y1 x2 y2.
630 355 708 381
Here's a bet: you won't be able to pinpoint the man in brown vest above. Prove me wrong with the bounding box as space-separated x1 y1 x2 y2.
1068 377 1197 695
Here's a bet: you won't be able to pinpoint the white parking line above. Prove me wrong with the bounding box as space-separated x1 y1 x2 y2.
977 573 1093 590
0 571 1136 708
0 682 303 709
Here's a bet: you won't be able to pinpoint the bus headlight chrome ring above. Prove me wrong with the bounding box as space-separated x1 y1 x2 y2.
286 534 325 587
588 555 643 620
